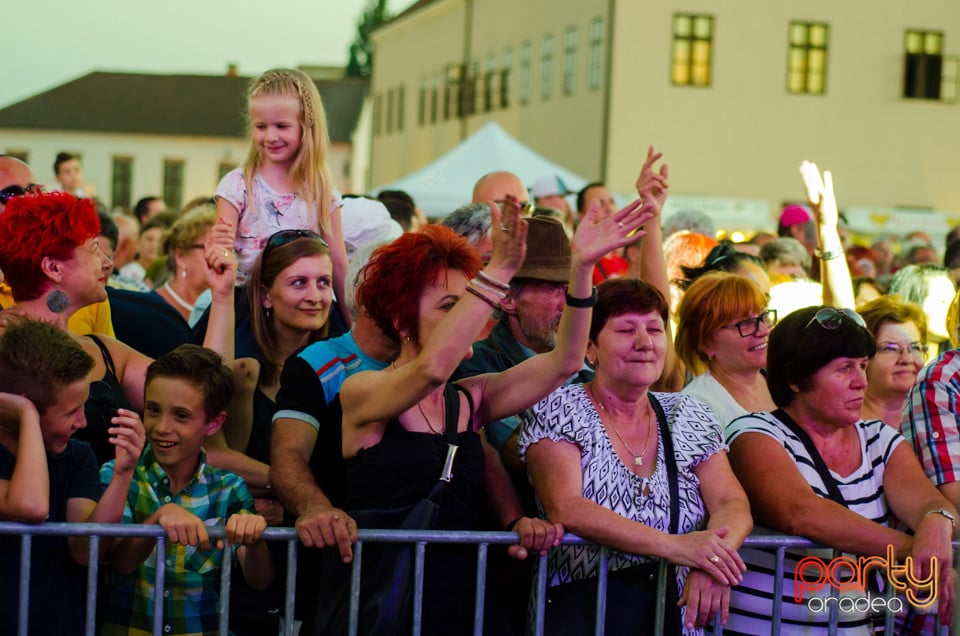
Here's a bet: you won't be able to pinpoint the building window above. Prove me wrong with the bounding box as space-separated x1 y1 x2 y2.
418 79 426 127
397 85 405 132
430 74 439 124
162 160 184 211
672 13 713 87
904 29 944 99
111 156 133 212
563 27 578 96
484 53 497 112
373 93 382 136
541 34 554 100
386 88 394 134
462 60 478 117
589 18 603 90
501 48 512 108
787 22 829 94
217 161 236 181
519 41 532 105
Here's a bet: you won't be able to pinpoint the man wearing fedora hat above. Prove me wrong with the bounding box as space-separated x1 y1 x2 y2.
457 216 592 472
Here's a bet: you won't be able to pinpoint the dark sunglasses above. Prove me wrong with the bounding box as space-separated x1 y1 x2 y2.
0 183 42 205
805 306 866 331
721 309 777 337
261 229 328 273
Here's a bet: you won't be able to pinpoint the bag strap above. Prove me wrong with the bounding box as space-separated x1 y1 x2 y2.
770 408 846 505
648 394 679 535
86 334 118 377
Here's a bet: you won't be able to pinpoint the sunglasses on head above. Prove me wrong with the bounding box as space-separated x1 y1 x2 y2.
805 306 866 331
0 183 42 205
261 229 327 273
493 199 535 215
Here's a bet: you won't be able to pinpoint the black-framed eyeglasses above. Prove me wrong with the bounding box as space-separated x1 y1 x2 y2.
720 309 777 337
805 307 867 331
0 183 42 205
876 341 928 360
261 229 328 274
494 199 535 215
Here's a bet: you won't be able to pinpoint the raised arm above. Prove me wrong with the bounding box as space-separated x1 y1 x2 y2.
339 202 528 429
323 202 353 329
799 161 855 309
0 394 48 523
470 199 655 425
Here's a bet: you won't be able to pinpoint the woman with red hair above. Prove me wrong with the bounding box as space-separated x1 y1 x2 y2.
0 192 237 464
334 198 651 634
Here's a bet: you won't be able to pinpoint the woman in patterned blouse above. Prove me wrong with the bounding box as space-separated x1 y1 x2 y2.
520 278 752 635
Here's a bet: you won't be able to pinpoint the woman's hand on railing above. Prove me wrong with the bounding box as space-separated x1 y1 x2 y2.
506 517 564 559
679 569 730 630
668 525 745 586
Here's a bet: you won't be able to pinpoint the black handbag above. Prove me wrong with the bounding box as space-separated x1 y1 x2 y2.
309 384 464 636
542 393 682 636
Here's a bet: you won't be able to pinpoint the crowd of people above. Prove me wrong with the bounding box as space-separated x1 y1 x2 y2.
1 66 959 636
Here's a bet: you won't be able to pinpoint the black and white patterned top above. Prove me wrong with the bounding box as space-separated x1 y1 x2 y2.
518 384 726 590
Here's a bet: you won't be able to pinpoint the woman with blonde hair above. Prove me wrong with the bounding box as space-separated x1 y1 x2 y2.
153 204 218 322
676 271 776 427
858 295 927 429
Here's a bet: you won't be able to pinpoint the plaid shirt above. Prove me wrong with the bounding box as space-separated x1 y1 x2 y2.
99 447 255 636
902 348 960 486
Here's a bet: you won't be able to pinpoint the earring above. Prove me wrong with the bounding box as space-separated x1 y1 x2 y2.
265 307 272 319
585 358 596 369
181 268 187 280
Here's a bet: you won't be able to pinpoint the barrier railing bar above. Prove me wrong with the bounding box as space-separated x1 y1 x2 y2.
771 545 785 636
595 546 609 636
17 533 30 636
412 541 426 636
532 553 547 636
472 542 488 636
85 534 100 636
827 548 839 636
283 539 297 636
653 557 667 636
219 540 232 636
347 540 362 636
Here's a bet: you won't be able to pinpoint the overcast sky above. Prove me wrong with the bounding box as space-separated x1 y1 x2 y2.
2 0 412 109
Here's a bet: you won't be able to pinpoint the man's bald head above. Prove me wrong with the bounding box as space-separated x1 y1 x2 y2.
0 156 38 214
472 171 528 207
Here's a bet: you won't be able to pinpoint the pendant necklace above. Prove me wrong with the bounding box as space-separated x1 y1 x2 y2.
594 385 653 466
393 361 445 435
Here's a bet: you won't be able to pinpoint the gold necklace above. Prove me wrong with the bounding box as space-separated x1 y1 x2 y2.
593 385 653 466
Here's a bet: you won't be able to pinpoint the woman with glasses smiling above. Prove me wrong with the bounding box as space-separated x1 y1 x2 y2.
857 296 928 429
676 272 777 428
724 305 956 633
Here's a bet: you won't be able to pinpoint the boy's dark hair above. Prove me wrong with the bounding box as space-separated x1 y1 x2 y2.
576 181 606 213
133 196 162 224
0 319 94 414
766 305 876 407
145 345 234 420
53 151 78 175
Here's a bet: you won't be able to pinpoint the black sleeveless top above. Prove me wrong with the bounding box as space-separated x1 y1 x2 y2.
77 335 135 466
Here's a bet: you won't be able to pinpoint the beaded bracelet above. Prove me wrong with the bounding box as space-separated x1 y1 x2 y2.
477 270 511 292
465 284 501 311
565 287 598 308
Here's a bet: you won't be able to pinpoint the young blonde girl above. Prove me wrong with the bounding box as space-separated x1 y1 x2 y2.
216 68 351 327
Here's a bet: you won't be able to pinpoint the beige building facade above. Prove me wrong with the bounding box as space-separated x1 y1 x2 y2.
370 0 960 233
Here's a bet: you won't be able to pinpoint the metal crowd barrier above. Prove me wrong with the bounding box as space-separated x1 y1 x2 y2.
0 522 957 636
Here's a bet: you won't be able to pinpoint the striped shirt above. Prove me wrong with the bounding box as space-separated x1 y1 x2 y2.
724 413 903 635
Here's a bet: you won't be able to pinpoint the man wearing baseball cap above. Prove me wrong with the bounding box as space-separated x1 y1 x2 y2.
530 175 575 235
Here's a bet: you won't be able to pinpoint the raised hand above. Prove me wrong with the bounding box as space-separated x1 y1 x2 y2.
571 198 657 268
669 526 745 586
484 197 528 281
109 408 146 476
799 160 838 229
0 392 38 435
205 221 238 294
635 146 670 214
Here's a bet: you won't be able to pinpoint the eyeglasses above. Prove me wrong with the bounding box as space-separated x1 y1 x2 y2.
876 341 928 360
805 307 867 331
720 309 777 337
494 199 535 215
261 229 328 275
0 183 42 205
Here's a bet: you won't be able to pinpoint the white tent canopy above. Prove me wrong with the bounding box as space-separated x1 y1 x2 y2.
371 122 590 217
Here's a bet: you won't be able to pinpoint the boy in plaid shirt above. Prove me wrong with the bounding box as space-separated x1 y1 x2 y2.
100 345 273 636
